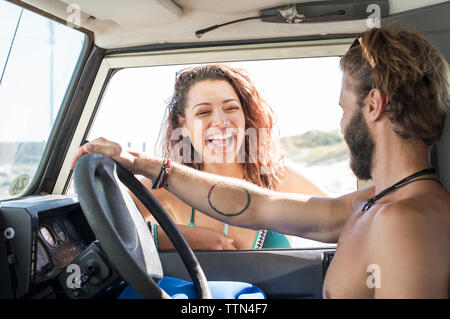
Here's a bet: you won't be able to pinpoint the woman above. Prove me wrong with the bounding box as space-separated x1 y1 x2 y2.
127 64 326 251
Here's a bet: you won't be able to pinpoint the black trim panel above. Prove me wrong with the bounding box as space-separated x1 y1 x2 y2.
160 248 335 299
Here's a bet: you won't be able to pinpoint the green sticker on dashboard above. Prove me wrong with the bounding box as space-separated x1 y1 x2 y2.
9 174 30 196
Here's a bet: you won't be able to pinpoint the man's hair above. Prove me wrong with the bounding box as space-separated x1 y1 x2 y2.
340 24 449 145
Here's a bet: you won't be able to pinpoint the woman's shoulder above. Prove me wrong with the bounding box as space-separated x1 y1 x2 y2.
136 176 190 223
138 176 182 204
275 160 327 196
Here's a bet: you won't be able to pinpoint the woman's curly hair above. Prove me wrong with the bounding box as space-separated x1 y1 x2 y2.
159 64 285 189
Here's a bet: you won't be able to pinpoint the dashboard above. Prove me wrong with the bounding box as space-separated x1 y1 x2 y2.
35 205 89 283
0 195 120 299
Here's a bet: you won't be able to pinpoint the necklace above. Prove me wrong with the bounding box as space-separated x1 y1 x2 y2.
362 168 441 212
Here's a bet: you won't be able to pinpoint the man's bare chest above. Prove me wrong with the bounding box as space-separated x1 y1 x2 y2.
323 206 379 298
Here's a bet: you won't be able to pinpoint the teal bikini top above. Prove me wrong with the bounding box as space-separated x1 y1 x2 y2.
188 208 291 249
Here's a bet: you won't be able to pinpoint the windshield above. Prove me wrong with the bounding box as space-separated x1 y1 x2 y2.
0 1 86 200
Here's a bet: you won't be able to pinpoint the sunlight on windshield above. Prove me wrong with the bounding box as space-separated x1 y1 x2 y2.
0 1 86 200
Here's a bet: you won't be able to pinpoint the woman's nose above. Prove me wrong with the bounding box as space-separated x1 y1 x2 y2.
211 109 230 127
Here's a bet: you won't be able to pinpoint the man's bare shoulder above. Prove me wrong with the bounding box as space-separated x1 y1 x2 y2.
369 196 449 244
365 198 449 298
371 201 432 235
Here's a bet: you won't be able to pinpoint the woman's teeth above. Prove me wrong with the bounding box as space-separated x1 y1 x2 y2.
209 133 232 140
207 133 234 147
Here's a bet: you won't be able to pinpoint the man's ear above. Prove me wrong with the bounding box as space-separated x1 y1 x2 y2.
367 88 389 122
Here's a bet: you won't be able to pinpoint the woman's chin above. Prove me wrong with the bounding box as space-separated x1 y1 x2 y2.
204 150 238 164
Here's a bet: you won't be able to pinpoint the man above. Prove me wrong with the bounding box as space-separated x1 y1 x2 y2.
71 24 449 298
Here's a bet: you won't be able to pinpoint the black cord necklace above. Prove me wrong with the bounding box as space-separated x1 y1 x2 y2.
362 168 442 212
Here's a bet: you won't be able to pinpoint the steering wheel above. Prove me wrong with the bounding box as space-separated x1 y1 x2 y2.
73 153 212 299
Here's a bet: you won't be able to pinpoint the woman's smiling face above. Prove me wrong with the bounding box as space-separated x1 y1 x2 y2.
180 79 246 164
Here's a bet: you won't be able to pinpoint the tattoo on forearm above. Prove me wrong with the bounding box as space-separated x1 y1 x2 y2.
207 183 251 217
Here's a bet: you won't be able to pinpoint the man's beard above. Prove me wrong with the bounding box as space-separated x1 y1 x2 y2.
344 108 375 180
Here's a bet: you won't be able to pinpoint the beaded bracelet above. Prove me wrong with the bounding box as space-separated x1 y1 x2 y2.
152 158 172 189
153 223 158 250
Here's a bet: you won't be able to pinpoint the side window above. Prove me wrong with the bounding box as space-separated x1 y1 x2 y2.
0 1 86 200
81 58 355 249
